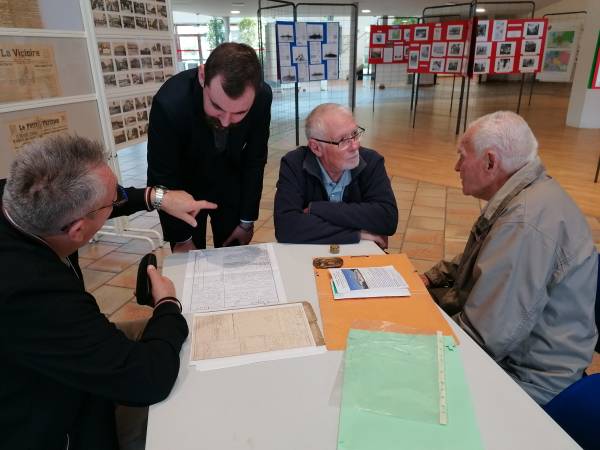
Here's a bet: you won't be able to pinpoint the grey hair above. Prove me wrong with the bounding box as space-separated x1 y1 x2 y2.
2 134 108 235
305 103 353 141
468 111 538 174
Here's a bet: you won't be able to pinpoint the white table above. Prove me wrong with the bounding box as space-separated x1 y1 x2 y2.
146 242 579 450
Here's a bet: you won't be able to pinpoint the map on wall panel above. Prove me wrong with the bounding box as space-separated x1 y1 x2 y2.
275 20 340 82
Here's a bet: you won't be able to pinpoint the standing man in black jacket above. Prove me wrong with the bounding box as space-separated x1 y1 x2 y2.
0 135 207 450
274 103 398 248
147 42 272 252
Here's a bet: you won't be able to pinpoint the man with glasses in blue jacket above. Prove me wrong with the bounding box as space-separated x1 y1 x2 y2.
274 103 398 249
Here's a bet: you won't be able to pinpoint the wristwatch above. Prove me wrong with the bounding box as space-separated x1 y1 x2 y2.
152 185 168 210
239 221 254 231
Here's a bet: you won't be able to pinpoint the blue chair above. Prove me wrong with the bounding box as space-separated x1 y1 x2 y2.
543 374 600 449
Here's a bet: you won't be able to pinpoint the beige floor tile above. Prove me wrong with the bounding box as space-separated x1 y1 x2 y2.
445 239 467 260
82 269 115 292
404 228 444 245
107 264 138 289
408 216 445 231
446 194 479 206
117 238 161 255
413 195 446 208
396 199 414 211
416 188 446 198
260 199 274 210
408 258 437 273
418 181 446 190
87 251 142 273
109 301 153 323
395 190 416 202
446 214 477 226
388 232 404 249
92 285 135 316
95 234 132 245
79 243 120 260
401 241 443 261
446 205 481 216
445 223 472 240
78 257 94 268
252 226 276 243
397 218 409 233
410 205 445 219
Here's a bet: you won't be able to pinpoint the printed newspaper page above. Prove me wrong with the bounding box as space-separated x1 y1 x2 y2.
330 265 410 299
0 45 61 103
8 111 68 151
189 303 325 371
0 0 42 28
182 243 287 313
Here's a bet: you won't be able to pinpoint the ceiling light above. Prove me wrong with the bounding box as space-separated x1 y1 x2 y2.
476 7 486 12
361 9 371 13
230 10 240 14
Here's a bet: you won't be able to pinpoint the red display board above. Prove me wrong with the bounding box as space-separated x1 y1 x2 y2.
588 30 600 89
472 18 548 75
368 24 411 64
406 21 471 75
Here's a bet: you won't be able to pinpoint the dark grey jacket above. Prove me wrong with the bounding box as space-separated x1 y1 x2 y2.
274 146 398 244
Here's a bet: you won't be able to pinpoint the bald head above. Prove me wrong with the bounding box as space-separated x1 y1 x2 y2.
305 103 353 141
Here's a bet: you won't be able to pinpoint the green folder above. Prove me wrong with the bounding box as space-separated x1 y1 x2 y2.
338 329 483 450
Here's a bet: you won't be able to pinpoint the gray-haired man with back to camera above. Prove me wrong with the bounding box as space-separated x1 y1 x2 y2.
421 111 598 405
0 134 217 450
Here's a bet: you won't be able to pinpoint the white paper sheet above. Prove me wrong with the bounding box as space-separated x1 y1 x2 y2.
182 243 287 313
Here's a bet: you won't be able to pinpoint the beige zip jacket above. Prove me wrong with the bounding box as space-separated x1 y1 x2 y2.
425 157 598 404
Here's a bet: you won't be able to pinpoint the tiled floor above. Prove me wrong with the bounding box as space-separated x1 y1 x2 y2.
81 142 600 373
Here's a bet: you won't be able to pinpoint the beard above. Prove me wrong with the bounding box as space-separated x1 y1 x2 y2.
204 114 241 131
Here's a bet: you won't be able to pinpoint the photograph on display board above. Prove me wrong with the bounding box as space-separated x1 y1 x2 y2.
408 50 419 69
327 23 339 44
307 24 324 41
109 100 122 115
446 58 461 73
326 59 338 79
292 46 308 63
393 45 404 61
520 56 539 72
543 50 571 72
277 24 294 43
524 22 544 38
131 72 143 85
295 23 307 46
113 43 126 56
547 30 575 48
473 59 489 74
134 2 145 14
297 63 308 82
121 0 133 13
495 57 514 73
309 41 321 63
404 28 411 41
389 28 402 41
496 41 516 57
322 43 338 59
127 42 139 55
104 74 117 88
101 58 114 73
492 20 507 41
521 39 541 55
94 12 107 27
448 42 464 57
433 27 442 41
111 116 124 130
446 24 463 40
280 66 296 83
91 0 105 10
123 16 135 29
404 46 410 58
114 130 126 145
106 0 119 11
430 58 444 73
278 43 291 65
372 32 385 45
476 20 489 41
108 14 122 28
474 42 491 57
309 64 325 80
420 44 431 61
122 98 134 113
117 73 131 87
383 47 393 63
370 48 382 60
414 26 429 41
432 42 447 57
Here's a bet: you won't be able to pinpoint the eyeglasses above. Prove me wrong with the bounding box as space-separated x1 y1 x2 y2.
311 126 365 150
60 184 128 232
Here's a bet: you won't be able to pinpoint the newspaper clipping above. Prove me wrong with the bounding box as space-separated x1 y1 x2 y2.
0 45 61 103
8 111 69 151
0 0 42 28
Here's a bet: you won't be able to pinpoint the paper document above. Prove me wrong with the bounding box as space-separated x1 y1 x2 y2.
181 243 286 313
189 302 326 371
330 266 410 299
